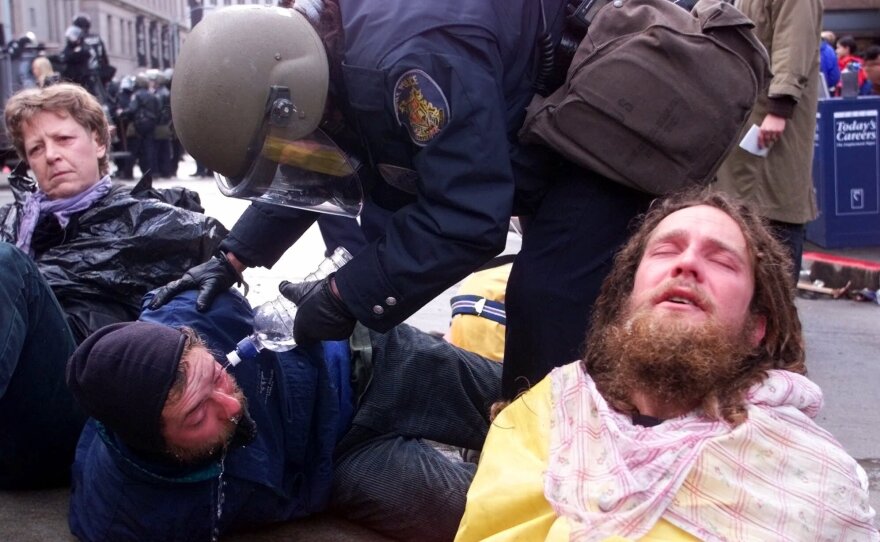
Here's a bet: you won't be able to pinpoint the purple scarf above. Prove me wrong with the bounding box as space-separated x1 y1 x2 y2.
15 176 113 256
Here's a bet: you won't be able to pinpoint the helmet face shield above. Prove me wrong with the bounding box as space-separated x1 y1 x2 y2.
216 126 364 217
172 6 341 211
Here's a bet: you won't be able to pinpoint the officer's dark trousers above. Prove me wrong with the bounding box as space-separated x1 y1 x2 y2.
129 133 157 178
331 324 501 542
0 243 85 488
502 168 653 399
155 138 173 178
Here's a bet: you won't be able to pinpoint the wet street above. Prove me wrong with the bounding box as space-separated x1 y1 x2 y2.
1 158 877 538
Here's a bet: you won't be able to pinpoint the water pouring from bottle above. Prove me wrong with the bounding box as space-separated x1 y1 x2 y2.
225 246 353 367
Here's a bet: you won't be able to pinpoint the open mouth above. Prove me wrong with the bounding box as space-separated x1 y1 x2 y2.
654 286 707 312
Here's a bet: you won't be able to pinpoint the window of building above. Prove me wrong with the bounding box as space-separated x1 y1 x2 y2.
106 14 114 52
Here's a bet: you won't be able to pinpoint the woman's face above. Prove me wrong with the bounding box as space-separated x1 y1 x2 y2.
22 111 105 200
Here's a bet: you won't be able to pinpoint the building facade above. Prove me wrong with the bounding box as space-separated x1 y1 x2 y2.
0 0 266 81
824 0 880 39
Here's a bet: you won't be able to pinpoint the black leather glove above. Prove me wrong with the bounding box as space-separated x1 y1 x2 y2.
280 275 356 344
148 252 247 312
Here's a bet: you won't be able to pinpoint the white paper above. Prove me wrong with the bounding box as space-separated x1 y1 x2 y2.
738 124 769 157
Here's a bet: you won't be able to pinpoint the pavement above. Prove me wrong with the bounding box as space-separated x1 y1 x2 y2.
0 158 878 539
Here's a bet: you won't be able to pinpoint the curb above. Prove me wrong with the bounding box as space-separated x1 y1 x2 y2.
805 251 880 291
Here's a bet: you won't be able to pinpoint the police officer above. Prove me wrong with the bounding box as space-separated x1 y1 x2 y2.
163 68 184 178
5 32 40 89
122 73 160 177
152 1 653 400
147 69 174 178
60 14 114 103
112 76 136 179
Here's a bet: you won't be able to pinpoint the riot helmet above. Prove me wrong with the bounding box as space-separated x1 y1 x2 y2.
65 25 82 44
120 75 135 92
73 13 92 32
172 5 362 217
134 72 149 89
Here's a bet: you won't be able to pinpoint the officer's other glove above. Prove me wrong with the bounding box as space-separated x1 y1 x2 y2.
148 252 248 312
279 275 356 344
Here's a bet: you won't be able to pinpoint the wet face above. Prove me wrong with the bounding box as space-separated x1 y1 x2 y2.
628 205 764 343
161 346 246 463
22 111 105 200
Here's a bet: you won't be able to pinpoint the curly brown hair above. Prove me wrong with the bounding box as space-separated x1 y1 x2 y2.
584 189 805 425
4 83 111 176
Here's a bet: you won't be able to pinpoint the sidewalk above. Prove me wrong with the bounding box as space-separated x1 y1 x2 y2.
803 244 880 294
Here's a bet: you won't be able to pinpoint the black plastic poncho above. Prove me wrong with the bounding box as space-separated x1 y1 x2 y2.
0 173 228 342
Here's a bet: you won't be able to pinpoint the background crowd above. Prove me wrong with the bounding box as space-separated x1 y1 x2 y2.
3 13 200 181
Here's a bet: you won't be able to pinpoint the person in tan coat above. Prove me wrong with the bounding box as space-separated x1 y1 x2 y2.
714 0 822 283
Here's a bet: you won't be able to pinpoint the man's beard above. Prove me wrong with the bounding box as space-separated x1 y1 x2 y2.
589 307 759 417
167 382 257 464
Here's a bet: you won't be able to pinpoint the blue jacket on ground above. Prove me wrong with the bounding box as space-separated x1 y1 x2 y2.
68 290 354 541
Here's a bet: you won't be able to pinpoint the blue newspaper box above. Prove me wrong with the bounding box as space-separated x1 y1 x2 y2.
807 96 880 248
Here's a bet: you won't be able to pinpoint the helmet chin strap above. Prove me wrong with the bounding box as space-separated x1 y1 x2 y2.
293 0 324 24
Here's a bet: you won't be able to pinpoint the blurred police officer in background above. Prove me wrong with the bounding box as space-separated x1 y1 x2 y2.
120 73 159 177
152 0 655 400
60 14 114 104
111 76 136 179
5 32 41 89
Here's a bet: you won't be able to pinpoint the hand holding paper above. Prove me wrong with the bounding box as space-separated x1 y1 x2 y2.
739 124 769 157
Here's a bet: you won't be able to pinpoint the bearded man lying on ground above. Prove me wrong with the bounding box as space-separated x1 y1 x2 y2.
455 190 878 542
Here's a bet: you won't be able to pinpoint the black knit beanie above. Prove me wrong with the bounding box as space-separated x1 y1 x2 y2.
66 321 188 453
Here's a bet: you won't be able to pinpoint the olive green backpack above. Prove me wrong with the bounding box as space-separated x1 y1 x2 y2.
519 0 770 194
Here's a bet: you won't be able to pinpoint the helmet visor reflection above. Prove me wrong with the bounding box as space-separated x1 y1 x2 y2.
215 128 363 217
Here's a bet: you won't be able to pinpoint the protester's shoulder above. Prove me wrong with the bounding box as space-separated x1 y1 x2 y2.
88 184 227 236
497 376 553 432
77 381 219 484
105 183 207 215
95 183 161 211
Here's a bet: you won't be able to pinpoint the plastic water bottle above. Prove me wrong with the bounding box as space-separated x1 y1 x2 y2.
226 247 353 366
840 61 860 98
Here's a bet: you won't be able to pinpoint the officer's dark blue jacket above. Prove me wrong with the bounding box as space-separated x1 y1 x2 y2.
221 0 568 332
68 291 353 541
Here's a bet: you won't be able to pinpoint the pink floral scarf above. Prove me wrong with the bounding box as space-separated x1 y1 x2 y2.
546 363 877 541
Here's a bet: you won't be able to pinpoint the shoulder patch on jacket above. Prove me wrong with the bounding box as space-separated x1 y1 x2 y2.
393 69 449 146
